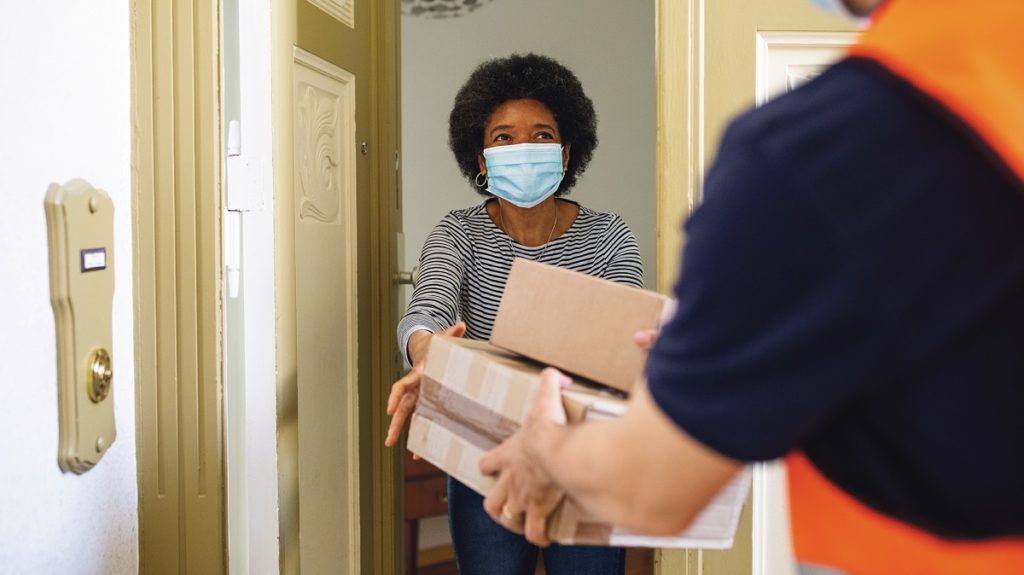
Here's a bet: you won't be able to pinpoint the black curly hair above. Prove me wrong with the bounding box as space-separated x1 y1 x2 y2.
448 53 598 196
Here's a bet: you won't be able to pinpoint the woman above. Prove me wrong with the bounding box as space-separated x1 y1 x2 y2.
386 53 642 575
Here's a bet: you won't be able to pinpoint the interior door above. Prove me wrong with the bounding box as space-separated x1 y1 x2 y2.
655 1 859 574
273 0 402 573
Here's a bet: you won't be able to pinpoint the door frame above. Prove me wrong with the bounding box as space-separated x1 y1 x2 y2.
656 0 755 573
223 0 281 571
133 0 401 572
366 1 404 572
131 0 227 572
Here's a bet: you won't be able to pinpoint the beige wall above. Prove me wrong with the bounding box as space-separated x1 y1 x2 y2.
401 0 657 290
0 2 138 572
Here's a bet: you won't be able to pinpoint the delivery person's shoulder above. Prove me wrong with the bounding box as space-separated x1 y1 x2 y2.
719 57 935 179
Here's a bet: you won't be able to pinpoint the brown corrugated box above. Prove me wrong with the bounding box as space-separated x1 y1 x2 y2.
407 337 543 495
407 336 749 548
490 259 676 393
408 336 619 496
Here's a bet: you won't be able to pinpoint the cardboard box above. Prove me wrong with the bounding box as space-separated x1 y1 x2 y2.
408 336 749 548
490 259 676 393
408 337 546 496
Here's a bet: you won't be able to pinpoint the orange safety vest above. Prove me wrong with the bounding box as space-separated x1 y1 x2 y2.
787 452 1024 574
850 0 1024 185
787 1 1024 573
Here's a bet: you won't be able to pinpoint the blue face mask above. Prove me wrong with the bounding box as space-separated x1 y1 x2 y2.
811 0 854 15
810 0 874 25
810 0 876 19
483 143 565 208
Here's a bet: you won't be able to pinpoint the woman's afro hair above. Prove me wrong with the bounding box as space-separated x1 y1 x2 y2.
448 53 598 196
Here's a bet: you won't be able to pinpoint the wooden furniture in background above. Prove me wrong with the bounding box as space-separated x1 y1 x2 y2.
404 452 451 575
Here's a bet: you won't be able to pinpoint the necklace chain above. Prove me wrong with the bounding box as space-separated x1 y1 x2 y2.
497 201 558 261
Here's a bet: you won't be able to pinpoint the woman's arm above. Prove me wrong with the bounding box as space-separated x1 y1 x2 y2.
397 215 469 363
386 322 466 446
387 215 471 448
602 215 645 288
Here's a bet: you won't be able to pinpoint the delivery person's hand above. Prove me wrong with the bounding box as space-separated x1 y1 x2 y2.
385 322 467 447
480 368 572 546
634 328 659 351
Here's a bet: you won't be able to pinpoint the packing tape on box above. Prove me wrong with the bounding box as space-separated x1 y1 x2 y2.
408 413 496 495
420 415 451 463
547 498 580 542
479 363 512 414
548 497 613 545
441 343 474 394
423 339 538 430
466 350 535 419
419 376 520 446
445 438 465 477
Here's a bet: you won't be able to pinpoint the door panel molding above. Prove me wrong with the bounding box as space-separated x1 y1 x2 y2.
306 0 355 28
294 47 358 227
291 45 362 574
131 0 226 572
756 31 859 105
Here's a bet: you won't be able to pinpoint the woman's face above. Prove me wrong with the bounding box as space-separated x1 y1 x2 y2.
477 98 571 175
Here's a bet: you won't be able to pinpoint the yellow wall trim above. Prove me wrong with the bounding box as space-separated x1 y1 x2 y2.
132 0 225 571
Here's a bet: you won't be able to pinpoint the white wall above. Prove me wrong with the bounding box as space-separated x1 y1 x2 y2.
400 0 655 551
0 2 138 573
401 0 657 289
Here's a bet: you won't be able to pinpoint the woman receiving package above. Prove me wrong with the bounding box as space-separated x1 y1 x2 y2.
386 53 643 575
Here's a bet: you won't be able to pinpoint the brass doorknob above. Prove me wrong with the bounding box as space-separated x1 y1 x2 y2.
87 348 113 403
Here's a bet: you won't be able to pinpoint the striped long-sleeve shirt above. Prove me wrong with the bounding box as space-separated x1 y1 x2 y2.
398 200 644 364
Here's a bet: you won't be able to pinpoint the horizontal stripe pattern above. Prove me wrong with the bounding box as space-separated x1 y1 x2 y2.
398 201 644 363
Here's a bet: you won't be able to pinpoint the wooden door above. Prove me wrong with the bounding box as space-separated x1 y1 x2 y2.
273 0 401 573
655 1 859 574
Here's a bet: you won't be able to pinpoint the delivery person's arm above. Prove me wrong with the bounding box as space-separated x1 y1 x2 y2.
479 368 741 546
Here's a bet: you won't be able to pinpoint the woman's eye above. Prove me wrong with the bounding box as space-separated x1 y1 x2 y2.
493 133 511 142
534 132 554 140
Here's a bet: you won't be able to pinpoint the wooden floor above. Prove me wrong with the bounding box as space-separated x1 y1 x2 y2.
416 546 654 575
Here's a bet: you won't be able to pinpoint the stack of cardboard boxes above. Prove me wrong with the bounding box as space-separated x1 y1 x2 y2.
408 259 749 548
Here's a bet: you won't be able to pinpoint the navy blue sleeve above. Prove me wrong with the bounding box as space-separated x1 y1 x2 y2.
645 119 891 462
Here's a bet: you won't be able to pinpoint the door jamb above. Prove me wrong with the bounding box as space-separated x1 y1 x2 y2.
131 0 226 572
368 0 403 572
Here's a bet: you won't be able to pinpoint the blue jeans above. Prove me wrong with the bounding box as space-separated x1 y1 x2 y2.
448 477 626 575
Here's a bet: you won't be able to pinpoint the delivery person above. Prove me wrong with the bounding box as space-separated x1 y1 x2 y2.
478 1 1024 573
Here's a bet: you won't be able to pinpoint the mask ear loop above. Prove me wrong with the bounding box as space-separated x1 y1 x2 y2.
475 171 488 188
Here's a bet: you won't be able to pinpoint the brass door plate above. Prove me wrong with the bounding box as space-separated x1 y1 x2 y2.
45 180 117 473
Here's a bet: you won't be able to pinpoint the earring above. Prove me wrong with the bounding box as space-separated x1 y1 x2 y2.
475 172 488 188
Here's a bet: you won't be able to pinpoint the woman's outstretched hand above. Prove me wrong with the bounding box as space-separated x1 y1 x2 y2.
385 322 467 447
